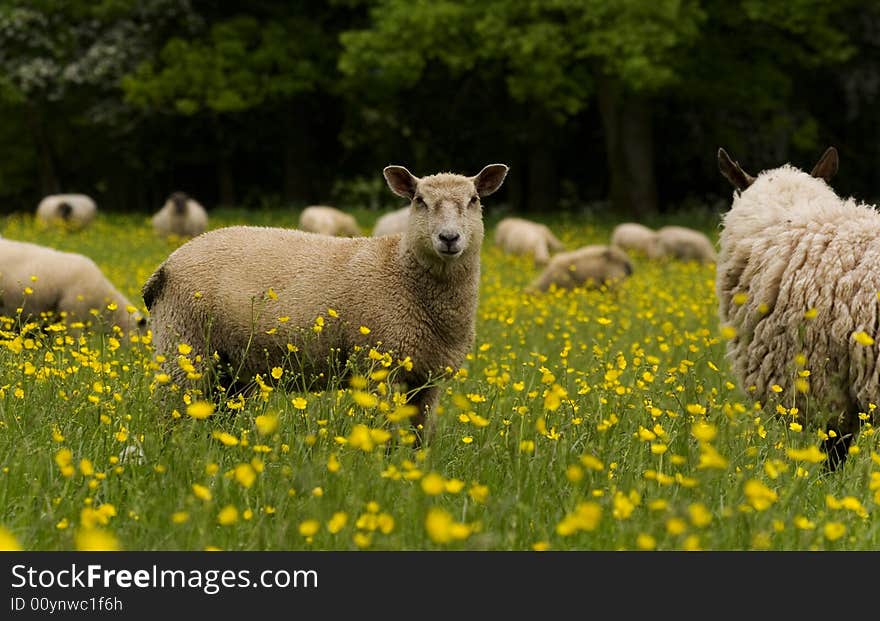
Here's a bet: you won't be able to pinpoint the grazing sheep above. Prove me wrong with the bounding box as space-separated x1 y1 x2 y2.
655 225 717 263
372 206 410 237
152 191 209 239
0 238 146 334
36 194 97 229
717 145 876 470
299 205 362 237
143 163 509 442
494 217 565 265
610 222 660 258
525 244 633 293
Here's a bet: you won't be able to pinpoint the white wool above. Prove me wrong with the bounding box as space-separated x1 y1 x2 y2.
372 206 410 237
494 217 564 265
0 238 144 334
610 222 659 257
36 194 97 228
152 194 209 238
299 205 361 237
717 159 880 463
655 225 717 263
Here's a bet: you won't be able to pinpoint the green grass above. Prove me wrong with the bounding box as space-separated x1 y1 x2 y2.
0 207 877 551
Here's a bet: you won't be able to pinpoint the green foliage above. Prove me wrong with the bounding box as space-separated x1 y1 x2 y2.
340 0 705 119
122 15 327 115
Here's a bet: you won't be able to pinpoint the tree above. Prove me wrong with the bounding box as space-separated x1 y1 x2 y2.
0 0 197 204
121 8 339 205
339 0 704 215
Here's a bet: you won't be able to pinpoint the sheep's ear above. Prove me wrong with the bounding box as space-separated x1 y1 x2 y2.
473 164 509 197
383 166 419 200
717 148 755 191
810 147 838 183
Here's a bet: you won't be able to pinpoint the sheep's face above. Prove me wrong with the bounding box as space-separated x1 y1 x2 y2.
384 164 508 265
605 246 634 279
169 192 189 215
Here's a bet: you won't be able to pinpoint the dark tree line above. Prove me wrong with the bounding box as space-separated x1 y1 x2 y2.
0 0 878 218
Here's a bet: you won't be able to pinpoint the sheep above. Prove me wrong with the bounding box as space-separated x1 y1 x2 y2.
372 206 411 237
655 225 717 263
610 222 660 258
152 191 209 239
298 205 362 237
36 194 97 229
494 217 565 265
142 163 509 443
716 145 878 470
525 244 633 293
0 238 146 334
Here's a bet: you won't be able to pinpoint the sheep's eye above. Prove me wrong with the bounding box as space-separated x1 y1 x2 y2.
414 195 426 207
468 195 478 206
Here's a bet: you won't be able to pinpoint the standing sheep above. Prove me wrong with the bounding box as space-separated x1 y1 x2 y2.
372 206 410 237
655 225 717 263
610 222 660 258
717 145 876 470
525 244 633 293
143 163 509 442
152 191 209 239
494 217 565 265
298 205 362 237
0 238 146 334
36 194 97 229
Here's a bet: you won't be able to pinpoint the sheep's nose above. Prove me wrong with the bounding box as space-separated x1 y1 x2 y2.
439 231 460 245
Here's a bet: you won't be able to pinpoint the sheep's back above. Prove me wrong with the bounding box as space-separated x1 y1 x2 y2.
718 219 880 422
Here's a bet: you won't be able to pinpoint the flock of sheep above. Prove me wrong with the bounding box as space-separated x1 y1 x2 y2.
2 147 877 470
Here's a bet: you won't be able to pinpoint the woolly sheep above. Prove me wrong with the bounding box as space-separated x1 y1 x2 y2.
152 191 209 239
716 145 875 470
494 217 565 265
143 163 509 442
372 206 410 237
525 244 633 293
610 222 660 258
36 194 97 229
299 205 362 237
655 225 717 263
0 238 146 334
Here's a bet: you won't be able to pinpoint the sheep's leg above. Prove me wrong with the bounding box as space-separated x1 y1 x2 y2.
823 408 860 472
407 384 440 449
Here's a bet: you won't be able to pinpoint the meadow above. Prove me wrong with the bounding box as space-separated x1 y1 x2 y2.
0 206 878 552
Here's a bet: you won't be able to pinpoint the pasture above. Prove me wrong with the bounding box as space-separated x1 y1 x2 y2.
0 207 877 551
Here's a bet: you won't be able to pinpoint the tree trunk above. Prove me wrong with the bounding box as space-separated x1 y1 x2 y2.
26 105 59 195
596 75 658 217
282 105 315 204
217 155 235 207
524 109 559 214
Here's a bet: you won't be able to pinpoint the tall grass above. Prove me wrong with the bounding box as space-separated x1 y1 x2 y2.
0 208 877 551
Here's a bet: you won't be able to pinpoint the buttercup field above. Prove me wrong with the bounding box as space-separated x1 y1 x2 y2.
1 2 880 557
1 205 877 552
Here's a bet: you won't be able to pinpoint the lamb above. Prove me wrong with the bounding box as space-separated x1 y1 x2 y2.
525 244 633 293
716 145 878 470
0 238 146 334
494 217 565 265
142 163 509 442
610 222 660 258
36 194 97 229
372 206 410 237
298 205 362 237
152 191 209 239
655 225 717 263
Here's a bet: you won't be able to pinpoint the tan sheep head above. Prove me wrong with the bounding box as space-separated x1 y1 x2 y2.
603 245 634 281
384 164 508 265
718 146 839 191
